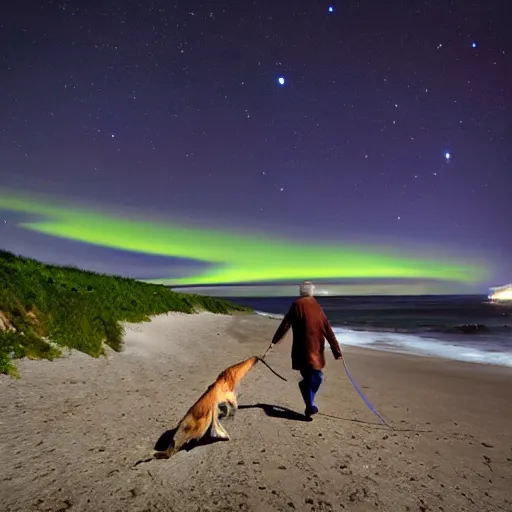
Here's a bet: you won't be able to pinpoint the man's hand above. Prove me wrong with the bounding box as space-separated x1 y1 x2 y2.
334 353 343 361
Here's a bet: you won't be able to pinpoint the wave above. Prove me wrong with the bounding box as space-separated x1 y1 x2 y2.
436 324 511 335
254 310 512 368
254 310 285 321
336 323 512 336
332 327 512 368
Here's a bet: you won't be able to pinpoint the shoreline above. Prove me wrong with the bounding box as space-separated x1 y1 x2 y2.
253 310 512 369
1 311 511 511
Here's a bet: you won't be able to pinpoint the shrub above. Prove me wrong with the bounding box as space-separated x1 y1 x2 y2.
0 250 251 376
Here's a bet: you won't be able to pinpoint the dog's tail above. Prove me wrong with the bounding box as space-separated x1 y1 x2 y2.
255 356 287 382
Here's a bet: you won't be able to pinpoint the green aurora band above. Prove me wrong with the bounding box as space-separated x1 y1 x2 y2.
0 191 487 286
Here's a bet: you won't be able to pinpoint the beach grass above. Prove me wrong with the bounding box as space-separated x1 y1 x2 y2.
0 250 251 377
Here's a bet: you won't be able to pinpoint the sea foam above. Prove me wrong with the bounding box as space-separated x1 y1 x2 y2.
332 327 512 368
254 310 512 368
254 310 285 321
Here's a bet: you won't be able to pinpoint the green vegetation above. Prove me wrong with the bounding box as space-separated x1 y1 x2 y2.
0 250 251 377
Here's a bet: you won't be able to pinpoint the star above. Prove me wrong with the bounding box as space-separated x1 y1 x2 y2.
0 0 509 293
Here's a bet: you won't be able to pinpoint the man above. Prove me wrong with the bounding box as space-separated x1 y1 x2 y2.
267 281 342 419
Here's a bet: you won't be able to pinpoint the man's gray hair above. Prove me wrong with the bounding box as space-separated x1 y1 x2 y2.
299 280 315 297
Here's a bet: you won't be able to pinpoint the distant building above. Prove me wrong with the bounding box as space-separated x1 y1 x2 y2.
488 283 512 302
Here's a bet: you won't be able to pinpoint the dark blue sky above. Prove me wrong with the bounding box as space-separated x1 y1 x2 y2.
1 0 510 290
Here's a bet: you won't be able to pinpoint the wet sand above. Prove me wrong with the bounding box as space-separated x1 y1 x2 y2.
1 311 511 512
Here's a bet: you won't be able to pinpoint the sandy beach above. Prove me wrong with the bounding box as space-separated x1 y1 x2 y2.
1 311 511 512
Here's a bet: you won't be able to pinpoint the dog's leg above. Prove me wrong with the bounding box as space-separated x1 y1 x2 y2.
216 420 231 439
225 399 237 418
210 412 230 440
221 391 238 420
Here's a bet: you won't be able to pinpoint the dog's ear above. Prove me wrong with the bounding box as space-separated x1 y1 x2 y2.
153 428 177 451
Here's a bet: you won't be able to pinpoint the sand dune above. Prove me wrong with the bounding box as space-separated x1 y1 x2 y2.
1 311 511 511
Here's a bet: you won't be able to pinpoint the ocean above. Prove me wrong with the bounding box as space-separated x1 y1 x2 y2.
222 295 512 368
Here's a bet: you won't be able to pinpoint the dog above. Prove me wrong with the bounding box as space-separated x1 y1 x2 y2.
152 355 286 459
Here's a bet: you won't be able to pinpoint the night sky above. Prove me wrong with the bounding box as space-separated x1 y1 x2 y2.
1 1 511 293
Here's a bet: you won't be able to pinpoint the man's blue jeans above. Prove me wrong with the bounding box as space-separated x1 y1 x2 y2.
298 367 324 411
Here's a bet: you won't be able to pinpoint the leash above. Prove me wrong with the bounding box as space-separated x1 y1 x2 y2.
259 343 287 381
262 342 273 360
341 357 393 430
256 356 288 381
264 341 392 429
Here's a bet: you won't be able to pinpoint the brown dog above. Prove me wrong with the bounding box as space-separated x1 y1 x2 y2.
153 356 286 459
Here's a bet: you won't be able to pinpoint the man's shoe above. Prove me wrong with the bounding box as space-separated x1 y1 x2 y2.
305 405 319 418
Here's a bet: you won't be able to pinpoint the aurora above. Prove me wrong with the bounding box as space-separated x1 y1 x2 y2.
0 190 487 286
